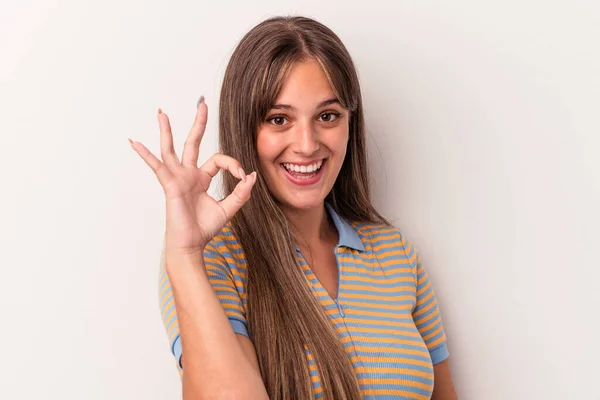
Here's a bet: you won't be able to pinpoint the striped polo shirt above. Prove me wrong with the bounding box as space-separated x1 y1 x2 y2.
159 202 449 399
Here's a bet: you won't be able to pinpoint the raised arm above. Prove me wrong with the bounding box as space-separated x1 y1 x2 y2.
159 236 263 388
164 250 266 399
131 99 267 399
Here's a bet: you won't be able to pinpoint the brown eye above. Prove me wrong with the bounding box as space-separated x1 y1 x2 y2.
319 112 341 122
267 116 288 126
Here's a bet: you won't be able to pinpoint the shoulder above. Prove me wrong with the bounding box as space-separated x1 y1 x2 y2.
350 220 406 248
350 220 418 263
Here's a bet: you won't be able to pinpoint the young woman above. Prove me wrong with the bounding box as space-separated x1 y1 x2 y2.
131 15 458 400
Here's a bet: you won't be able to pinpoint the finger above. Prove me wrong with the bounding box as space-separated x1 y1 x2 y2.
219 171 257 219
130 139 172 186
199 153 246 181
157 109 181 168
181 97 207 168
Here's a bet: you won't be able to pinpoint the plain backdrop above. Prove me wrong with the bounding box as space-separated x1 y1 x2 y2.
1 0 599 399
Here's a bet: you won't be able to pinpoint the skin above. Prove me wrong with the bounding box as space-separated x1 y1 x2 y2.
432 359 459 399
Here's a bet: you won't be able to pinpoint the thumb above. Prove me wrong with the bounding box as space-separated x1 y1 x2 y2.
219 171 257 219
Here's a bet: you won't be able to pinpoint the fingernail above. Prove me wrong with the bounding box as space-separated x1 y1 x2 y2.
128 138 134 145
197 96 205 108
158 108 163 114
251 171 257 181
239 167 247 182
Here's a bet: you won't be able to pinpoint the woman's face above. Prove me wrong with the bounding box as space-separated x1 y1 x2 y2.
256 59 350 212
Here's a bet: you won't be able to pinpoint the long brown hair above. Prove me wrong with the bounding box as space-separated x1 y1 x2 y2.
218 16 389 399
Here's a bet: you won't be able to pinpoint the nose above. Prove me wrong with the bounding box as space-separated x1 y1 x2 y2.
291 120 320 156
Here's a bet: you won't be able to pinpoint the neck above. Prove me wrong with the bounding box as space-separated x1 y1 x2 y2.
282 202 338 248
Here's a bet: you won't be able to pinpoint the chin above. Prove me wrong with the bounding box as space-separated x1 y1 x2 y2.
287 197 324 210
276 191 327 212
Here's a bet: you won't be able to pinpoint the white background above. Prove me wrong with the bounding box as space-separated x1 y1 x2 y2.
1 0 599 399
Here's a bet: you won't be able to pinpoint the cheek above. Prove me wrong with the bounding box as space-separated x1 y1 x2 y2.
256 132 281 167
329 127 350 156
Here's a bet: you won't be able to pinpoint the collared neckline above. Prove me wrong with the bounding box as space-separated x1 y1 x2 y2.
325 202 365 251
293 202 365 252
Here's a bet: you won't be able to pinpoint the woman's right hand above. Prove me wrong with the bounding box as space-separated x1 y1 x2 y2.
129 97 257 259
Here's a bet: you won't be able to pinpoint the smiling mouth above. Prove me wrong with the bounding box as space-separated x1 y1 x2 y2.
280 158 325 176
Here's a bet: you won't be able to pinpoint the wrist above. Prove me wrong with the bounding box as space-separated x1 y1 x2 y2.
165 248 205 273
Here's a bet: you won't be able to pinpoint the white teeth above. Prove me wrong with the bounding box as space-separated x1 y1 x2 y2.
283 160 324 173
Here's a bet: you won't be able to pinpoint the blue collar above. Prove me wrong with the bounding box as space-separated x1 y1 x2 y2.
293 203 365 252
325 202 365 251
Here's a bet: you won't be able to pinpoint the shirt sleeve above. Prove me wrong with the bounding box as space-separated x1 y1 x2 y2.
401 232 450 365
202 241 249 337
158 237 183 376
158 236 249 375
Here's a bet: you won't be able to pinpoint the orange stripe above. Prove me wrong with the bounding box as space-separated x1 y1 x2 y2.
340 336 425 348
353 345 429 357
357 377 433 390
351 356 432 370
343 326 422 338
340 275 415 285
360 231 397 240
338 252 409 265
361 388 430 399
342 300 413 310
340 276 415 284
341 317 416 329
349 309 415 319
342 293 415 302
370 241 402 251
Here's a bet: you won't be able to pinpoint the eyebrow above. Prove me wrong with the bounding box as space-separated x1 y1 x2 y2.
270 98 340 110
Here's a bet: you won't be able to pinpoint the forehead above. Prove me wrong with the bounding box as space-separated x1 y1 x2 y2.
274 59 336 104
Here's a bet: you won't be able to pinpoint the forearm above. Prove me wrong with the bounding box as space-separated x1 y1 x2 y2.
166 252 268 400
431 359 458 400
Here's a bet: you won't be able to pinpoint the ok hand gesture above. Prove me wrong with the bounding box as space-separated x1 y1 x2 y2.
129 97 257 258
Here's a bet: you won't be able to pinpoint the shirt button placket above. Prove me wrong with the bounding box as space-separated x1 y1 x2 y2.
335 299 345 318
334 247 345 318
